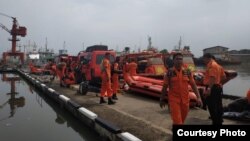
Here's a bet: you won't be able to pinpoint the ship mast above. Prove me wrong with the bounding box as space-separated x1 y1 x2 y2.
45 37 48 51
63 41 66 50
178 36 182 50
147 36 152 50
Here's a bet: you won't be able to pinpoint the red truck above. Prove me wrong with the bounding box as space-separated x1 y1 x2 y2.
78 45 116 94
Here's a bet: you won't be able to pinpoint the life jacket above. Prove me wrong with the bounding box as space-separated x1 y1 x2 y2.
166 66 191 89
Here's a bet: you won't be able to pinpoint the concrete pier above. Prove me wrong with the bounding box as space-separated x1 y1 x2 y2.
15 69 248 141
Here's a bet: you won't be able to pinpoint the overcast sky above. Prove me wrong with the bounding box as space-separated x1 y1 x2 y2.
0 0 250 57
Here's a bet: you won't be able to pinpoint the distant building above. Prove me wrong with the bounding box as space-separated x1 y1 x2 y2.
203 46 229 60
228 49 250 55
228 49 250 63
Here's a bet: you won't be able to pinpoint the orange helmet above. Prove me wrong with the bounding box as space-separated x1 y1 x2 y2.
247 89 250 103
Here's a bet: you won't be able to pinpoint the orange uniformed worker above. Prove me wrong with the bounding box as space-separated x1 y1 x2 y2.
81 61 88 81
145 64 155 74
111 57 121 100
128 58 137 76
51 62 57 80
57 62 66 87
100 52 115 105
122 59 130 83
160 53 202 125
62 68 75 87
203 53 225 125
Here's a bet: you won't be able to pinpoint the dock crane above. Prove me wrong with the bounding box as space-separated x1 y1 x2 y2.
0 13 27 65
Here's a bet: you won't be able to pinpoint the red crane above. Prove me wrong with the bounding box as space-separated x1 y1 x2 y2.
0 14 27 65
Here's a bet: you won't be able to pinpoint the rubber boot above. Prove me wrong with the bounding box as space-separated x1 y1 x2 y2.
112 93 118 100
99 97 107 104
108 98 116 105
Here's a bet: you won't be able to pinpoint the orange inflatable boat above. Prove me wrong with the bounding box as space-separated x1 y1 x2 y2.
193 69 238 86
123 73 198 107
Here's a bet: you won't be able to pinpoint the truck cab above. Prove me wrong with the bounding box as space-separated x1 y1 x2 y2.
78 45 116 86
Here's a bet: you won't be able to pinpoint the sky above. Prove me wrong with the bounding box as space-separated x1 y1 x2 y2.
0 0 250 57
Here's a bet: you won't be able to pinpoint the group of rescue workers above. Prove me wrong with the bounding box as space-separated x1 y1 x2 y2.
29 52 249 126
30 52 139 105
99 52 138 105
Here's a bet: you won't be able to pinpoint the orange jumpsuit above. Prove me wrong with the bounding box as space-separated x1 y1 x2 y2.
112 62 119 94
70 61 77 71
64 71 75 85
145 65 155 74
51 64 57 77
101 58 112 97
57 64 66 84
163 66 194 124
128 62 137 76
203 59 222 85
123 62 129 82
44 62 52 70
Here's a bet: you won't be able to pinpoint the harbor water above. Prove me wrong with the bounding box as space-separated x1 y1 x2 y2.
223 64 250 97
0 73 100 141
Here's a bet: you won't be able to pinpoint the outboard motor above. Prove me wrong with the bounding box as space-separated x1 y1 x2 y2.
193 72 204 82
79 81 101 95
79 81 89 95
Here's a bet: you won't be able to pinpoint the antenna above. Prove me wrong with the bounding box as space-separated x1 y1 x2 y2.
63 41 66 50
33 42 37 51
45 37 48 51
147 35 152 50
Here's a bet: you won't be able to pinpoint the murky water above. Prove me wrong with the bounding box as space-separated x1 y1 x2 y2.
223 64 250 97
0 73 100 141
